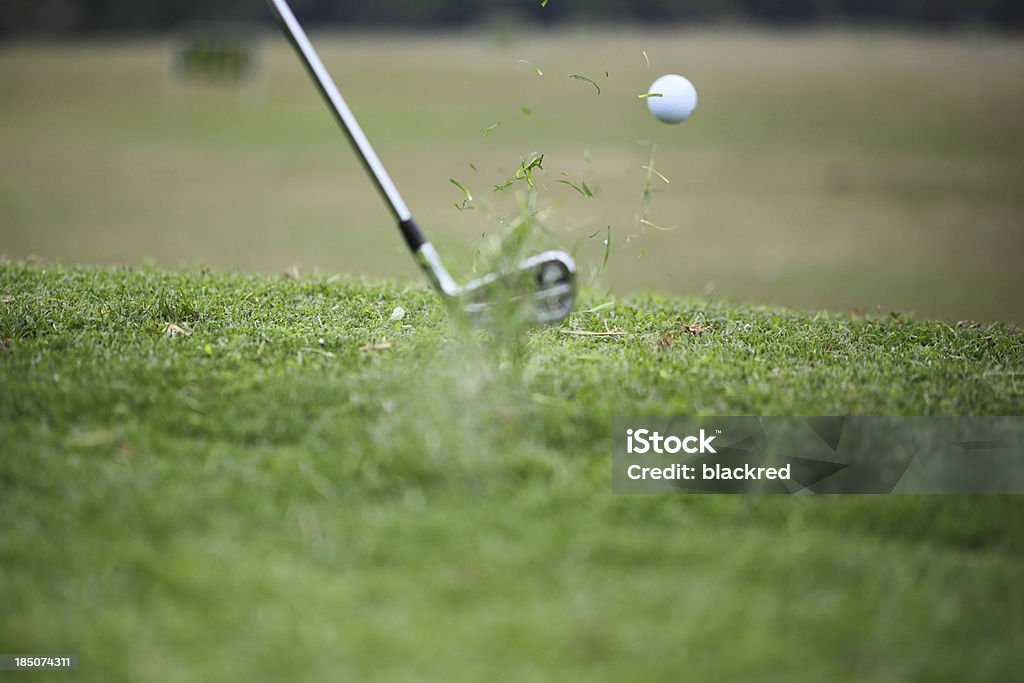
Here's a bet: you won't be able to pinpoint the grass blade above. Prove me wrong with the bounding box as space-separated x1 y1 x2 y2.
514 153 545 188
569 74 601 95
640 165 671 184
517 59 543 76
449 178 473 202
557 179 593 198
640 218 676 231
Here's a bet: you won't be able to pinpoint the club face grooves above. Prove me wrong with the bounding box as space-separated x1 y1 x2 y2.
455 251 577 325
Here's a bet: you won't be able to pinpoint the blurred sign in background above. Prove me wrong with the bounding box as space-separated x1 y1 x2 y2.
1 1 1022 322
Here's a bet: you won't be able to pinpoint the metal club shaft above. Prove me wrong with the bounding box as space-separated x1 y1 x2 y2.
265 0 413 228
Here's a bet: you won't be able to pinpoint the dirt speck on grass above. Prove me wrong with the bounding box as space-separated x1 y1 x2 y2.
163 323 190 337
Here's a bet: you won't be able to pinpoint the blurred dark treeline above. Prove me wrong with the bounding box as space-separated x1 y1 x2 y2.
4 0 1023 35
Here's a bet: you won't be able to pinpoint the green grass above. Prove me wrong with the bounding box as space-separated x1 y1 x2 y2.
1 30 1023 323
2 262 1023 681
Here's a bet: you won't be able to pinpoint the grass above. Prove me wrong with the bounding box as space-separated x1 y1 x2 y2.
2 262 1023 681
1 30 1023 322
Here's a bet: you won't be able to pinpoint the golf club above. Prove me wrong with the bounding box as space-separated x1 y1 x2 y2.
265 0 577 324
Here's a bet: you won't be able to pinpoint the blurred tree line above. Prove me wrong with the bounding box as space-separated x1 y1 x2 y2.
3 0 1023 35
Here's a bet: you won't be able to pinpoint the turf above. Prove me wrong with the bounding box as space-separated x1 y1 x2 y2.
1 262 1023 681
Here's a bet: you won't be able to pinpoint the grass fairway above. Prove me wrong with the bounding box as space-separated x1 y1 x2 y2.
2 262 1023 681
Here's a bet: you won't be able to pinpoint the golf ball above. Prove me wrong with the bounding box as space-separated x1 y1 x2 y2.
646 74 698 124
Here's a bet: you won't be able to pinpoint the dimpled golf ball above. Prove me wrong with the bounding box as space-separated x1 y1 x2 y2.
647 74 698 124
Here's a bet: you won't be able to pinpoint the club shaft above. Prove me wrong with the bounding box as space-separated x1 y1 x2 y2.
266 0 412 225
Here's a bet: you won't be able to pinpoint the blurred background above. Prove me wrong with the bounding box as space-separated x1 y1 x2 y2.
2 0 1022 322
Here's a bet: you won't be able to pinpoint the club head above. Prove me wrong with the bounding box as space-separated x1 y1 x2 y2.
459 251 577 325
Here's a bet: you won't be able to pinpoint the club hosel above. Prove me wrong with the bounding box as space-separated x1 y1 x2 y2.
413 242 460 296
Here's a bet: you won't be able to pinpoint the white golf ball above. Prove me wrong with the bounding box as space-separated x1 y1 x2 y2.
646 74 698 124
